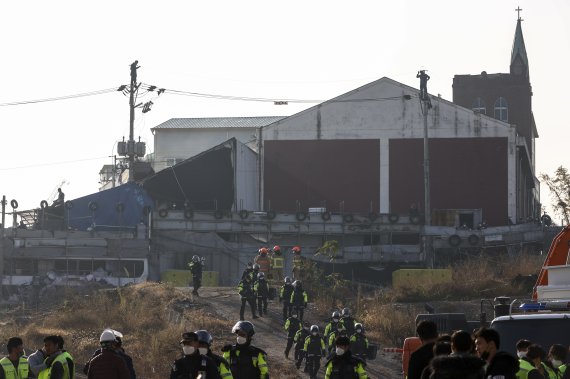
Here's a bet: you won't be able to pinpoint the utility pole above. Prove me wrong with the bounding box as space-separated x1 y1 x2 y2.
418 70 433 268
128 60 139 182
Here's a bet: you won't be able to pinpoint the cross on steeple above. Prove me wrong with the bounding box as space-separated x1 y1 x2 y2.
515 6 523 21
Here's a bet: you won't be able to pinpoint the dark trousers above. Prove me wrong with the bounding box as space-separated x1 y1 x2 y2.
306 355 321 378
192 276 201 293
295 349 305 369
285 337 295 357
293 305 304 321
257 296 268 315
240 297 256 320
282 302 292 321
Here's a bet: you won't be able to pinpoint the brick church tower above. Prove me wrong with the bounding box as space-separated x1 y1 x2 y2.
452 11 539 222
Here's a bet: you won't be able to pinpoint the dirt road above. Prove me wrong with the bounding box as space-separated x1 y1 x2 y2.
191 287 402 379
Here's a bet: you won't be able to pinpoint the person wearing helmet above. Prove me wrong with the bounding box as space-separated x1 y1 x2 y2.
284 313 302 359
83 330 135 379
349 323 369 362
86 330 129 379
340 308 357 337
328 324 348 352
254 248 271 275
279 277 294 321
291 246 304 281
251 264 261 283
324 336 367 379
195 330 232 379
293 322 311 370
188 255 203 296
324 311 341 348
270 245 284 282
254 272 269 317
222 321 268 379
237 275 258 320
303 326 327 379
170 332 219 379
38 335 73 379
241 262 254 281
290 280 308 321
0 337 29 379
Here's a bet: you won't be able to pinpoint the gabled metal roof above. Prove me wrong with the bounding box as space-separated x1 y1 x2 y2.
151 116 286 131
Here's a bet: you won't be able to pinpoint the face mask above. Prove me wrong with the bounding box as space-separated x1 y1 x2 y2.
312 332 317 336
237 336 247 345
356 330 362 334
335 347 345 356
333 318 339 323
198 347 208 355
517 351 526 359
552 359 563 367
183 346 195 355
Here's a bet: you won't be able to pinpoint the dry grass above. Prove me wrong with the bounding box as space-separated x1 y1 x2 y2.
0 282 234 379
312 253 544 347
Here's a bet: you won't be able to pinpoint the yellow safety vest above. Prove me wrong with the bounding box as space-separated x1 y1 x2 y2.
0 357 29 379
517 359 534 379
37 353 69 379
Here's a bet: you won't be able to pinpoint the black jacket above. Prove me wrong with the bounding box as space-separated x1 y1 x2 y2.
485 351 519 379
408 342 435 379
428 355 486 379
170 353 220 379
325 350 365 379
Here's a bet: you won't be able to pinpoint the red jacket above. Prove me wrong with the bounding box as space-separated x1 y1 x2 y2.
87 349 130 379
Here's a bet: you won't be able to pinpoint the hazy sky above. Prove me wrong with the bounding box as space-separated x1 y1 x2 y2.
0 0 568 216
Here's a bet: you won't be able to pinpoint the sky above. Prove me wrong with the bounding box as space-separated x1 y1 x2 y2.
0 0 568 216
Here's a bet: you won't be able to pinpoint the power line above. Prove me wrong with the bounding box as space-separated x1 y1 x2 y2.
0 87 121 107
140 83 415 104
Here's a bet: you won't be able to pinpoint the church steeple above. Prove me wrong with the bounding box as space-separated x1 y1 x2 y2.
510 7 529 77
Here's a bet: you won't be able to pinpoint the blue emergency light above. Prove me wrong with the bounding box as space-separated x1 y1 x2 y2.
519 301 570 311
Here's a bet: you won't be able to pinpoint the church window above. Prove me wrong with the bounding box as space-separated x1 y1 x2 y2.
472 97 486 114
494 97 508 122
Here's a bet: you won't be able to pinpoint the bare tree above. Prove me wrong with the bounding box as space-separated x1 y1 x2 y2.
540 166 570 225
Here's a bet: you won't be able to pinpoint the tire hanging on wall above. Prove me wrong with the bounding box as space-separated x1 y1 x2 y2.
158 208 168 218
65 200 74 209
388 213 399 223
541 214 552 226
409 214 421 225
343 214 354 223
321 211 331 221
296 211 307 221
10 199 18 209
88 201 98 211
468 234 479 246
40 200 49 209
448 234 461 247
266 210 276 220
239 210 249 219
184 209 193 220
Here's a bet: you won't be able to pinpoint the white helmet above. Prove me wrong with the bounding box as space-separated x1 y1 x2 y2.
100 329 117 343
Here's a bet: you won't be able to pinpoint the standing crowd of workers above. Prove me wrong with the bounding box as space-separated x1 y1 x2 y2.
405 320 570 379
0 329 135 379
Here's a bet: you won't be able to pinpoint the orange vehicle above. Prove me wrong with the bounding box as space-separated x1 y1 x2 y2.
533 225 570 300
